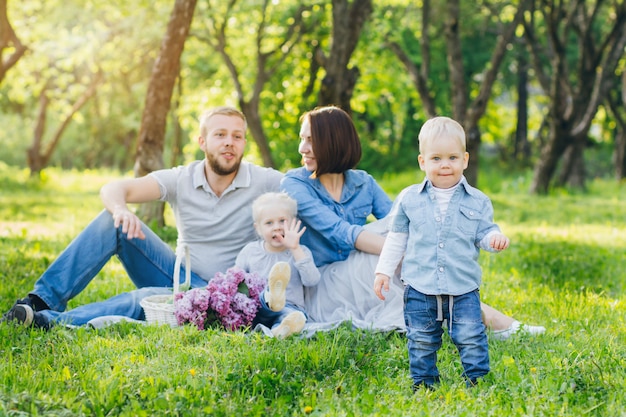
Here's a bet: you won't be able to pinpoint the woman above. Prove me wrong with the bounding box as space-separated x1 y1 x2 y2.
280 105 545 339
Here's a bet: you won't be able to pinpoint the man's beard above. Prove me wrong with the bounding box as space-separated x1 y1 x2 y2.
207 152 242 176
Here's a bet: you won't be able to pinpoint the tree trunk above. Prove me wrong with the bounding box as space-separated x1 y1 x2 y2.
464 126 480 186
615 130 626 180
514 46 530 162
317 0 373 114
27 88 50 176
134 0 197 226
529 124 570 194
557 135 587 189
609 103 626 180
240 99 274 167
170 75 184 168
608 73 626 180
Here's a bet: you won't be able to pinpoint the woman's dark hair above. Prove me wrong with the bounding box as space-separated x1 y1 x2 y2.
303 106 362 176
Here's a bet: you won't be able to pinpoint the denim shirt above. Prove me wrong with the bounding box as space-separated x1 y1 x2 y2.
281 167 392 267
389 177 501 295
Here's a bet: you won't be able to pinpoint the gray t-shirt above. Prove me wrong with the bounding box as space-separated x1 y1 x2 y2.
150 160 283 281
235 240 321 310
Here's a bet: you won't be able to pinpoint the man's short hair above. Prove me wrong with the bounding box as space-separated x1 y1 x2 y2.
199 106 247 138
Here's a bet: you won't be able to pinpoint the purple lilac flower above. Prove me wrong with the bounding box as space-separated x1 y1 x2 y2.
174 267 267 331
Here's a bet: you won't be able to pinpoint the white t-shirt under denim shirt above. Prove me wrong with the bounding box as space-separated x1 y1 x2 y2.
375 176 501 296
150 160 283 281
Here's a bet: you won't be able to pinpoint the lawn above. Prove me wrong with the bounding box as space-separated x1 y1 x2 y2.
1 165 625 416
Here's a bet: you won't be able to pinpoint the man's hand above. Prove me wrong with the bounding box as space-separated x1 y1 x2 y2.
100 176 160 241
112 207 146 240
374 273 390 300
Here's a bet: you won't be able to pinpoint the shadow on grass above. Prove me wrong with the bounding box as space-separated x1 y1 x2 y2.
504 237 624 296
492 194 626 228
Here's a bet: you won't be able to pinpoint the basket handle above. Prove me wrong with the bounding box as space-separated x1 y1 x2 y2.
173 245 191 294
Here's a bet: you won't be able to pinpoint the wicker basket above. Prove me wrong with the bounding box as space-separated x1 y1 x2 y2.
140 246 191 327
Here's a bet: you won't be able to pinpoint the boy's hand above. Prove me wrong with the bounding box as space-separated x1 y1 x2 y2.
276 218 306 250
489 233 510 251
374 273 390 300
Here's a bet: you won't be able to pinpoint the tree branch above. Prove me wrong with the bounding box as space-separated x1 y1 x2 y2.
467 0 533 125
386 39 436 118
43 70 104 165
445 0 467 121
0 0 28 82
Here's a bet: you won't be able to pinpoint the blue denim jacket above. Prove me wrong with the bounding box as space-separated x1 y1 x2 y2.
389 177 501 295
281 167 392 266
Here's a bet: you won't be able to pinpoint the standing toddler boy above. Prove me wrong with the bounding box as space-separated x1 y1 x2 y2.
374 116 510 389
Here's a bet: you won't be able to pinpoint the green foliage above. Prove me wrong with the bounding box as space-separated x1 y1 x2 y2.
1 168 625 415
1 0 171 171
1 0 624 189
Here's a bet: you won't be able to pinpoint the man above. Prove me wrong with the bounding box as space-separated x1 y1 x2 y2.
3 106 283 329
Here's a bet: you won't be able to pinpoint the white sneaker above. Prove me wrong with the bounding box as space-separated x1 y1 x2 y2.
272 311 306 339
490 320 546 341
265 262 290 312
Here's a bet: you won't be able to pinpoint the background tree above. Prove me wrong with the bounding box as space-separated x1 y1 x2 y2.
134 0 197 225
193 0 314 168
14 1 111 176
27 69 103 176
512 36 531 164
344 6 422 175
386 0 531 185
313 0 373 114
524 0 626 193
0 0 170 171
0 0 26 84
2 0 626 192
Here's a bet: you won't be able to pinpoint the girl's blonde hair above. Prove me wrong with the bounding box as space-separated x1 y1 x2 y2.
418 116 466 153
252 192 298 222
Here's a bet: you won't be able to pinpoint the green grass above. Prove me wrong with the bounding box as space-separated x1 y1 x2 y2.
1 166 625 416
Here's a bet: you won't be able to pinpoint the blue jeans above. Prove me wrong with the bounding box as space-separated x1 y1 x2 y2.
252 289 307 330
404 286 489 386
33 210 208 326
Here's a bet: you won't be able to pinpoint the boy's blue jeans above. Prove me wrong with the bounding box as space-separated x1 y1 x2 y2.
403 286 489 387
32 210 208 326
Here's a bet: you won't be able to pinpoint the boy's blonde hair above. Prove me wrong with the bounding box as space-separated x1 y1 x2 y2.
252 192 298 223
418 116 466 153
199 106 247 138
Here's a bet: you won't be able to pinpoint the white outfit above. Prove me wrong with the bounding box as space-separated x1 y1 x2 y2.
303 219 406 333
